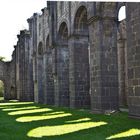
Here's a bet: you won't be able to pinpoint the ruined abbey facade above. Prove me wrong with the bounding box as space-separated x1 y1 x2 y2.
0 1 140 119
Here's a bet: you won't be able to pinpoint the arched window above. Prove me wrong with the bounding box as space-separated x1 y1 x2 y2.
58 22 68 42
74 6 88 34
118 6 126 21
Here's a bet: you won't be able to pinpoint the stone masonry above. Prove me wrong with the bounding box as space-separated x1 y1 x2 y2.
0 2 140 119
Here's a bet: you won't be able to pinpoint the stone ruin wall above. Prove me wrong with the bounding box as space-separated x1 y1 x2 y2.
0 2 140 119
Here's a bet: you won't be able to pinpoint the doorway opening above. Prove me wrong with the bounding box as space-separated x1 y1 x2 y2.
0 80 4 101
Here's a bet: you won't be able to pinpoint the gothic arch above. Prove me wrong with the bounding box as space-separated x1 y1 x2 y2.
117 3 126 22
117 3 126 15
71 2 88 34
58 19 69 37
58 22 68 44
74 6 88 34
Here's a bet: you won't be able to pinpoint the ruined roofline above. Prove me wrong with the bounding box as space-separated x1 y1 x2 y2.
27 7 48 23
16 29 30 39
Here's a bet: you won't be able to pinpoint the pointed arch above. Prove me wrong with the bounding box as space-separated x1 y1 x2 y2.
58 22 68 45
118 6 126 21
74 6 88 34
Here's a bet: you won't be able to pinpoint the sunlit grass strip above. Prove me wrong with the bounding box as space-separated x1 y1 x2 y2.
42 111 65 116
106 128 140 139
8 108 52 115
66 118 91 123
16 113 72 122
9 100 19 102
0 97 4 100
27 121 107 137
2 106 40 111
0 106 8 109
0 102 33 106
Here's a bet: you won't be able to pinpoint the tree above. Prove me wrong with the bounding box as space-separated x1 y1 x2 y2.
0 56 5 61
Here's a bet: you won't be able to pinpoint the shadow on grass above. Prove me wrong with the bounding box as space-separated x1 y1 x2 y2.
0 101 140 140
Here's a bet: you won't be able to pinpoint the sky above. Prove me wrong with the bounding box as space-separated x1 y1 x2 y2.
0 1 125 61
0 0 46 61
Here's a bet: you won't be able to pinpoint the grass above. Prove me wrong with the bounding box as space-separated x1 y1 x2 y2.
0 97 4 102
0 100 140 140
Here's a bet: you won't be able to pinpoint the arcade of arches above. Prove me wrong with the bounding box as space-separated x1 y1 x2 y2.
0 2 140 119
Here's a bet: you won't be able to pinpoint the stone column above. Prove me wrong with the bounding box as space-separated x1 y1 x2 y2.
117 21 127 107
69 35 90 109
33 55 38 103
44 50 54 105
88 3 119 113
51 47 59 106
126 3 140 119
37 56 44 103
118 38 127 106
56 46 69 107
53 44 69 107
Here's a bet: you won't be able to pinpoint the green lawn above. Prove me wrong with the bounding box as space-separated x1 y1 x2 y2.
0 97 4 101
0 100 140 140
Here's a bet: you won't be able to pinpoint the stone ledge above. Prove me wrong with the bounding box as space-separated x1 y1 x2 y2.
91 109 119 115
129 114 140 120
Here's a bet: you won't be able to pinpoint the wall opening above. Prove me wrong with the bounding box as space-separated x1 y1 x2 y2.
118 6 126 21
0 80 4 100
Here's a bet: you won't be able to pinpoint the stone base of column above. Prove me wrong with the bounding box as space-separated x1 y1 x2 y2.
91 109 103 114
91 109 119 115
129 114 140 119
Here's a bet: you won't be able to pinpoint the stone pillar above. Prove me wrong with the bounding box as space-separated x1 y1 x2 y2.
88 3 119 113
69 35 90 109
57 46 69 107
44 50 54 105
117 20 128 107
52 47 59 106
33 55 38 103
15 41 20 100
118 38 127 106
37 56 44 103
126 3 140 119
53 45 69 107
24 33 34 101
